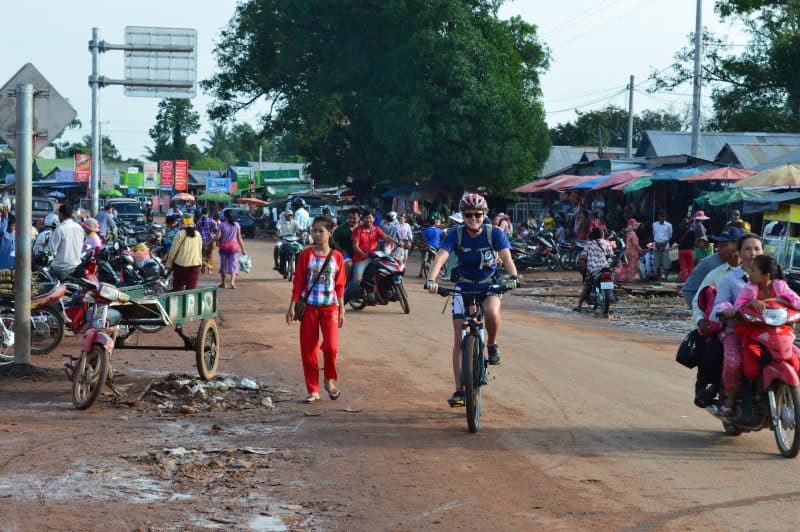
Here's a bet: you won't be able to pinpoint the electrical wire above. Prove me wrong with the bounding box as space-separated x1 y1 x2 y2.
550 0 661 48
539 0 627 39
546 87 628 115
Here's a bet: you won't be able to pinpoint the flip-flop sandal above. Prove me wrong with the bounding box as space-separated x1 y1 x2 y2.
303 395 320 404
328 388 341 400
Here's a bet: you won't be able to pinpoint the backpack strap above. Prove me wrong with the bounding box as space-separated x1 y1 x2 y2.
455 223 496 255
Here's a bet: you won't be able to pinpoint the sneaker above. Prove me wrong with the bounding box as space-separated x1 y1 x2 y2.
487 344 502 365
447 391 465 407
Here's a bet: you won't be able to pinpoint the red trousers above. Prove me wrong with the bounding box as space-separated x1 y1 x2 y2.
172 264 200 291
299 305 340 393
678 249 694 282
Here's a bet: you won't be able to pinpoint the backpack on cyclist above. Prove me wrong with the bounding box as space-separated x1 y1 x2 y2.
451 223 498 282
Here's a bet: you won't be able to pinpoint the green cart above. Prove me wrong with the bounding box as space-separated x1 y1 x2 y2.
114 285 221 380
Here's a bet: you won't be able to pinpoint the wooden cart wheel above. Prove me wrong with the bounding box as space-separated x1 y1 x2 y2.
195 318 220 381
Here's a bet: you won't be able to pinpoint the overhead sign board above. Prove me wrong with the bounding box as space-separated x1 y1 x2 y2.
143 161 157 186
0 63 77 156
123 26 197 98
174 159 188 191
160 160 174 188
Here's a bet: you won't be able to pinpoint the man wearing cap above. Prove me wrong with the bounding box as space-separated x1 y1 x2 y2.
691 227 744 335
725 210 751 232
688 226 744 407
652 210 673 281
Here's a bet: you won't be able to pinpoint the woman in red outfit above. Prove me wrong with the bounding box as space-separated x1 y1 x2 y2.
286 215 346 403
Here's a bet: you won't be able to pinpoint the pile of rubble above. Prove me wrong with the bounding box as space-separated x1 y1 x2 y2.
110 373 283 415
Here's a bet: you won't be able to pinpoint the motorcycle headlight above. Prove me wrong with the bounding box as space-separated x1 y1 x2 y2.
764 308 788 326
98 283 120 302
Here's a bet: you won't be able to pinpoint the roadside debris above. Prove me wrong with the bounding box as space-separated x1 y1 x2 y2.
110 373 282 415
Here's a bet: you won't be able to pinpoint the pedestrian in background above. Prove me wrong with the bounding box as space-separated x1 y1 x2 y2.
694 235 712 264
215 209 246 289
167 214 204 291
0 216 15 270
652 210 673 282
675 217 697 282
197 208 219 274
286 215 346 404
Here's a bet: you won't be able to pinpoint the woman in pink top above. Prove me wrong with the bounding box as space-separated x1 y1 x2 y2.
734 255 800 385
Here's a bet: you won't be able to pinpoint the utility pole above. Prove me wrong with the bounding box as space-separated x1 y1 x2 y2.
89 27 101 216
691 0 703 157
626 75 634 158
13 84 33 365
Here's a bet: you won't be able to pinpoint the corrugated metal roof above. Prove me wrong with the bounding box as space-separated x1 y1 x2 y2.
752 147 800 170
717 143 798 169
635 131 800 161
538 146 625 178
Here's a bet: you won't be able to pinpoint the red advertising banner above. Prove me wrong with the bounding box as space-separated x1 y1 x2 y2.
74 153 91 183
174 159 188 191
160 160 174 188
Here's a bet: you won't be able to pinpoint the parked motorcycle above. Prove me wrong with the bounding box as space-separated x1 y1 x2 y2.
68 276 132 409
510 231 559 271
586 267 615 317
349 247 410 314
713 302 800 457
0 282 67 363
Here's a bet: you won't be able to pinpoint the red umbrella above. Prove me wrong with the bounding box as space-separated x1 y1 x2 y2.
591 169 651 190
236 197 268 206
680 167 757 182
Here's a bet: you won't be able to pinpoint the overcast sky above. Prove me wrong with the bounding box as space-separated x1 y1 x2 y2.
3 0 747 160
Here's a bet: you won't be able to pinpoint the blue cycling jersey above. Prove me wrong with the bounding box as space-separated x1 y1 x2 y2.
423 226 443 249
439 225 510 282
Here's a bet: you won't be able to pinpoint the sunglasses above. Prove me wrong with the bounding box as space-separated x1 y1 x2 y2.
463 212 484 219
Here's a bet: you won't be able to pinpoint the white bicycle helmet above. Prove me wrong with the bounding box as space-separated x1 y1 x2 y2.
44 213 59 228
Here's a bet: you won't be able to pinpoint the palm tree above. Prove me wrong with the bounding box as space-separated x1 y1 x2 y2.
203 123 230 161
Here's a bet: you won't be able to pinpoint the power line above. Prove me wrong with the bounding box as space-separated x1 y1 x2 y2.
546 87 628 115
550 0 661 48
540 0 627 38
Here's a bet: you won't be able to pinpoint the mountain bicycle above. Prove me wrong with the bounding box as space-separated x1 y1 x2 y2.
436 282 512 432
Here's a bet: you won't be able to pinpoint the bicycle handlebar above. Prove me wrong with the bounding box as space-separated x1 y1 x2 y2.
435 284 512 298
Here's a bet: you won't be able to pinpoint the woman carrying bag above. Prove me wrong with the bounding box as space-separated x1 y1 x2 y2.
285 216 346 404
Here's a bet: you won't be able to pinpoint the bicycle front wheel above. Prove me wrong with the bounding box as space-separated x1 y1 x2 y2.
463 334 482 433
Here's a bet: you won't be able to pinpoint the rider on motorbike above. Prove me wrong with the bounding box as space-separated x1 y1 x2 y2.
274 210 302 271
573 227 613 315
344 209 398 302
418 218 444 278
424 193 518 407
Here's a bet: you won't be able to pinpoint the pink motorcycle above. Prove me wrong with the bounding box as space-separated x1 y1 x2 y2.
716 301 800 457
349 246 410 314
69 274 131 409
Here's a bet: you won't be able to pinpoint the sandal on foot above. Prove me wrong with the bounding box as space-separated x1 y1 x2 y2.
327 388 341 400
303 394 320 404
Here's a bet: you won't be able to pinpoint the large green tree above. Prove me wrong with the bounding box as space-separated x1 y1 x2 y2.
203 0 550 195
550 105 688 147
54 134 121 161
653 0 800 132
147 99 201 163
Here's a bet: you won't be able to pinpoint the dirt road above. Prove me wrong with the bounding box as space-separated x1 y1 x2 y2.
2 238 800 530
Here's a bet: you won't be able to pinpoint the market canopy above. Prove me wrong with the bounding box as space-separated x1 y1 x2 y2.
680 167 756 182
591 169 651 190
731 163 800 188
614 177 653 193
512 175 566 193
172 192 195 202
99 189 122 198
545 174 600 191
696 188 764 206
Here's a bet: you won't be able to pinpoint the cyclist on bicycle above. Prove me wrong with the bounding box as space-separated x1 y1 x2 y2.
418 218 444 278
424 192 518 407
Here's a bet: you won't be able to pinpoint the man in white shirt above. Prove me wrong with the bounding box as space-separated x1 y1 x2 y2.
48 204 85 280
394 213 414 263
292 198 310 231
273 210 302 270
652 210 673 281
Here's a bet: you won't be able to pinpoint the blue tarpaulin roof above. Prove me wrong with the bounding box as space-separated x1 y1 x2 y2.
572 175 612 189
649 167 705 181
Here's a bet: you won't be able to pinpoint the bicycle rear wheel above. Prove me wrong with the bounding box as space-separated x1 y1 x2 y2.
463 334 482 433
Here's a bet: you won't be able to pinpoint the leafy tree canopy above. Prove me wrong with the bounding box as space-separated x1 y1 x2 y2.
54 135 122 161
550 105 688 147
652 0 800 132
203 0 551 194
147 99 201 164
